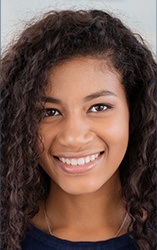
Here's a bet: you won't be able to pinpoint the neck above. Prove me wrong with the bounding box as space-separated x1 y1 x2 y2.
32 172 129 241
45 172 125 234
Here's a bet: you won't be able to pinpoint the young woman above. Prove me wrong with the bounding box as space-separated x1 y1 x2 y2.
1 10 156 250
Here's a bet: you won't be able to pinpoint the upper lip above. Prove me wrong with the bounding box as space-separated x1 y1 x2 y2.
53 151 104 159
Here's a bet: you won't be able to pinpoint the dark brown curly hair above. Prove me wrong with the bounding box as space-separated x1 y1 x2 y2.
1 10 156 250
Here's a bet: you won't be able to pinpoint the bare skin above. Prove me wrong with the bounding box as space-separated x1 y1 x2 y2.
32 171 129 241
32 57 130 241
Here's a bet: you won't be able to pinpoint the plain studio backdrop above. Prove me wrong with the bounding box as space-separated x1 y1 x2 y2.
1 0 156 55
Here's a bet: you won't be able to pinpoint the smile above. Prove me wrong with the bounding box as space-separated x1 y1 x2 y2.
58 153 100 166
53 151 104 174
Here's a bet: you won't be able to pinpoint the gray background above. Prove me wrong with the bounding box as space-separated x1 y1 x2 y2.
1 0 156 54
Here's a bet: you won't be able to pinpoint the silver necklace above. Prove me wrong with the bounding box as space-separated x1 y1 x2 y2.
44 208 128 238
114 212 128 237
44 209 53 235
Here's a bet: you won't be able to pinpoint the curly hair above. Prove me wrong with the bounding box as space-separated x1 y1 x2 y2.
1 10 156 249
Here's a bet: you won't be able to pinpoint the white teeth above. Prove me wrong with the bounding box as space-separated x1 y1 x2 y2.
58 153 100 166
65 159 71 164
91 155 95 161
71 159 77 165
77 158 85 165
85 156 90 164
61 158 66 163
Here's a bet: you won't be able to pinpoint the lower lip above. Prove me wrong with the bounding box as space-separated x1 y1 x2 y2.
54 154 103 174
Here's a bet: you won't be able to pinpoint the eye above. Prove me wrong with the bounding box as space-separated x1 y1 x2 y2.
89 104 111 113
43 108 61 117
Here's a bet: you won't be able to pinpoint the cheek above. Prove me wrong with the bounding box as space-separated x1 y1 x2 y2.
38 125 55 150
37 125 58 168
108 124 129 144
97 117 129 142
95 113 129 161
37 128 52 169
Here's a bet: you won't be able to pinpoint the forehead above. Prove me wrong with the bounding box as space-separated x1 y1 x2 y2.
40 56 129 111
45 56 122 93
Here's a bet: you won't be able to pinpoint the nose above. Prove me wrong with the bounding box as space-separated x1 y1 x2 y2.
57 114 94 150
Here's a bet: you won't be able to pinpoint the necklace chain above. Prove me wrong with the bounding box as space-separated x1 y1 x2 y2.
44 209 53 235
114 212 128 237
44 208 128 238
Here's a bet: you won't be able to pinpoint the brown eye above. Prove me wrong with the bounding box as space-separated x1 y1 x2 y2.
89 104 110 112
44 108 60 117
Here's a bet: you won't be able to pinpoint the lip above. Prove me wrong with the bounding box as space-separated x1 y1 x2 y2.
53 151 104 159
53 152 104 174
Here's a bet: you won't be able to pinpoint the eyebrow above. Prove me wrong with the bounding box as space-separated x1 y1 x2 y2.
40 96 61 104
83 90 118 102
41 90 118 104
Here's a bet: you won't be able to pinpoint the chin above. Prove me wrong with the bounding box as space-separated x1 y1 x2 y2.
58 179 107 196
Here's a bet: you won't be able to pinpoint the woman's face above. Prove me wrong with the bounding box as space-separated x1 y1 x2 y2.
38 57 129 195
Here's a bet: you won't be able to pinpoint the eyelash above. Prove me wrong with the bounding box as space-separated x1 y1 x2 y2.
43 108 61 117
42 104 112 117
88 104 112 113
